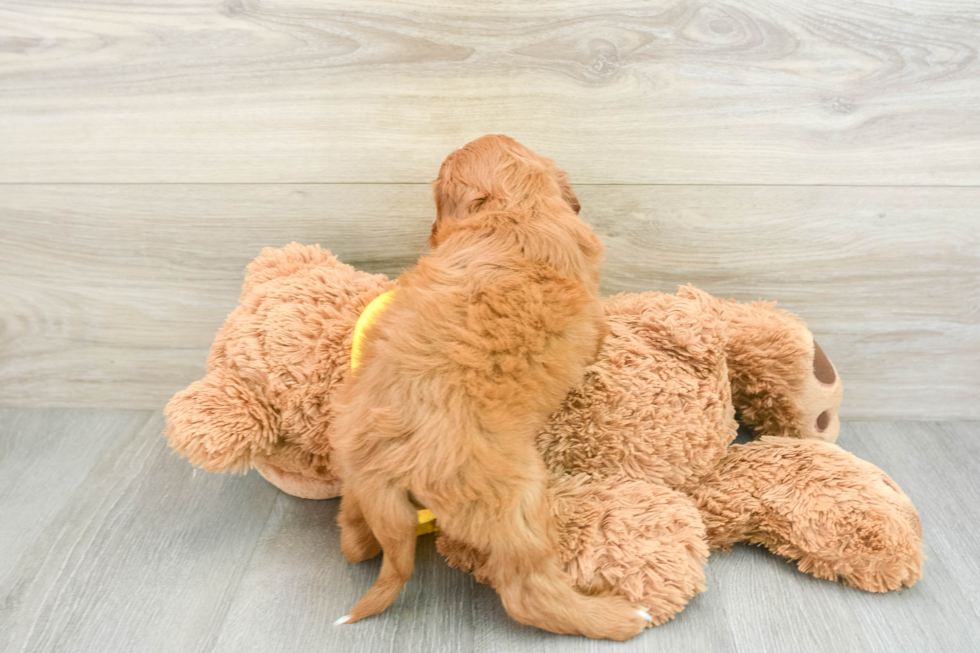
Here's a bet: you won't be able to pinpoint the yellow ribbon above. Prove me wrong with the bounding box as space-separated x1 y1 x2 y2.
350 289 439 536
350 290 397 372
416 509 438 536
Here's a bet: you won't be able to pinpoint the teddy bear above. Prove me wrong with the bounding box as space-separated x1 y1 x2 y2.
164 242 923 626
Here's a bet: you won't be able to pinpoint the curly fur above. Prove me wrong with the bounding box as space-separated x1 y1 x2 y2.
165 211 920 632
329 136 649 640
165 244 922 627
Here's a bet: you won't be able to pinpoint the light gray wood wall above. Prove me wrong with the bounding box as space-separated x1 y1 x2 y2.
1 1 978 417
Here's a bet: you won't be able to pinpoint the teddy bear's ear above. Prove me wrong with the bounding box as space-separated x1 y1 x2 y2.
240 243 343 301
164 369 276 473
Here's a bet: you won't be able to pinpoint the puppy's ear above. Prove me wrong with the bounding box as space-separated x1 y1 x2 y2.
433 177 486 222
430 175 487 247
555 169 581 214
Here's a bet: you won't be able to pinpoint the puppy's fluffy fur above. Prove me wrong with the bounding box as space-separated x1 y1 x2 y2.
332 135 649 639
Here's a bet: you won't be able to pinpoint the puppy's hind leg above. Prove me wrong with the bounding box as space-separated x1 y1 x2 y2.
338 492 381 563
465 462 651 640
339 484 418 624
494 549 651 640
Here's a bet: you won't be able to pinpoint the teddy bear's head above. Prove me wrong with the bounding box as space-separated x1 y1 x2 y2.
164 243 391 499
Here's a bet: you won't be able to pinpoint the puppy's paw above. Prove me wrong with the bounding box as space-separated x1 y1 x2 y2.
340 524 381 563
576 594 651 641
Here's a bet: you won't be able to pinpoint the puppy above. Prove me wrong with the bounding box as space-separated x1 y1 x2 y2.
332 135 650 640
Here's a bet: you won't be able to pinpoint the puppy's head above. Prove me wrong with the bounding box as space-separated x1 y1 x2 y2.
429 135 581 248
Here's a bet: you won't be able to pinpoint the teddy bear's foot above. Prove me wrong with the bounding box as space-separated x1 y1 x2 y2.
719 297 843 442
438 474 709 626
694 437 923 592
254 460 343 500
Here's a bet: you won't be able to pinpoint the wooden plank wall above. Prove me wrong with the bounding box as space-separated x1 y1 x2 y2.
1 0 978 417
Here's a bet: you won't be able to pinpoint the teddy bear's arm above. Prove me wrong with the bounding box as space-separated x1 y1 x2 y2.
692 437 923 593
719 299 843 442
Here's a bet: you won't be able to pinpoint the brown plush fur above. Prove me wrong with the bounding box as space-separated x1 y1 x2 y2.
439 287 918 621
165 249 922 631
164 244 392 478
329 136 648 639
693 438 922 592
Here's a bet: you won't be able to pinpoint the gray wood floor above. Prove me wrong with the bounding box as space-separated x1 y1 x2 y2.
0 409 977 653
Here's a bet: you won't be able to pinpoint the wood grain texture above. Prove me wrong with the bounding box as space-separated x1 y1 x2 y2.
708 422 980 653
0 409 280 653
0 408 152 588
208 495 480 653
1 184 977 418
1 411 978 652
1 0 978 183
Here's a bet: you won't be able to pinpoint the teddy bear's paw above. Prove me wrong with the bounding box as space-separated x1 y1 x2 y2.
438 535 652 638
716 439 924 592
796 467 923 593
552 475 709 626
735 337 844 443
791 339 844 442
723 297 845 443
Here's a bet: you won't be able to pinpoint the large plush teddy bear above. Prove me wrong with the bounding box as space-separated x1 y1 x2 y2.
165 243 923 625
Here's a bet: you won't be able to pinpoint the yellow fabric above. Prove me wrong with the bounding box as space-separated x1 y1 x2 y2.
350 290 396 371
350 290 438 537
416 508 439 536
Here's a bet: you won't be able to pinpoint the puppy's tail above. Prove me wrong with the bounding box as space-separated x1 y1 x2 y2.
340 485 418 624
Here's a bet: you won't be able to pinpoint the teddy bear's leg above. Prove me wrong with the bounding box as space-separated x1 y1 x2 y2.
438 475 710 626
338 492 381 563
693 437 923 592
719 298 843 442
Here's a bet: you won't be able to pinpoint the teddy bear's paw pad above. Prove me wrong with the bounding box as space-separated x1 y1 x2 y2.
333 615 350 626
794 339 844 442
812 341 837 385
